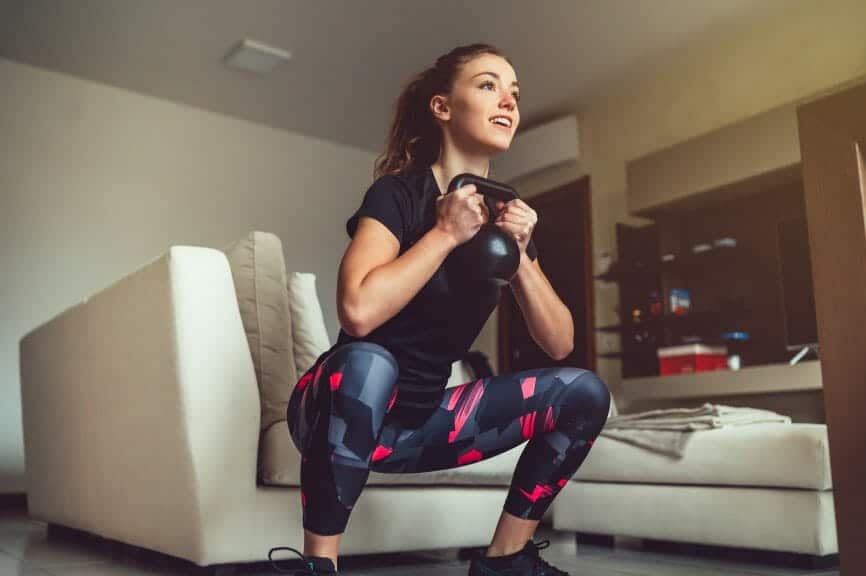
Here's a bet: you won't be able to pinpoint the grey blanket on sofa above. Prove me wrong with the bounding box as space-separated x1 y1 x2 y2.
599 403 792 458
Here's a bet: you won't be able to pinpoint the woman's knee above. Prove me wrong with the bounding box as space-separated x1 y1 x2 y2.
556 367 611 422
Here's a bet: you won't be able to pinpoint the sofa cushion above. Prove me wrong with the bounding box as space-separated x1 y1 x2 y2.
447 359 476 388
552 482 838 556
223 231 296 432
576 423 832 490
286 272 332 376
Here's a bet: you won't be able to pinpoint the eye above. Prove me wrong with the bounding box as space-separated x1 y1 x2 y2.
480 81 520 103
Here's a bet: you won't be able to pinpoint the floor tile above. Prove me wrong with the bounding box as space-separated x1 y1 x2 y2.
0 550 55 575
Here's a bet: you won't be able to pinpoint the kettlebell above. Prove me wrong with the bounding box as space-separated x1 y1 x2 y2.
444 173 522 286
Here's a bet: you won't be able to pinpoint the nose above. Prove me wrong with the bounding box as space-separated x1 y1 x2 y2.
500 92 517 109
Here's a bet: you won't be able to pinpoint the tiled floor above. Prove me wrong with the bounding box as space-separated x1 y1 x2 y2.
0 509 839 575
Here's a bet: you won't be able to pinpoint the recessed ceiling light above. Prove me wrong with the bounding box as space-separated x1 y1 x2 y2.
223 39 291 74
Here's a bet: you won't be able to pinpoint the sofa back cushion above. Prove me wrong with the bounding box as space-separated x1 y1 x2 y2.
223 231 296 432
286 272 332 376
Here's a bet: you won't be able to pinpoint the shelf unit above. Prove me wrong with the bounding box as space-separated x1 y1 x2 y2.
596 176 817 378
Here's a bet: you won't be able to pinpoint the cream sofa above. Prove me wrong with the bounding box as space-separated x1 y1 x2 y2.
18 232 535 572
553 413 838 560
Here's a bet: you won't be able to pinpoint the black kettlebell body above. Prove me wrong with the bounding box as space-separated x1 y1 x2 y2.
444 173 521 286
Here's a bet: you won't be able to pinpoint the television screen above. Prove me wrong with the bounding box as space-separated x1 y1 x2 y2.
777 217 819 349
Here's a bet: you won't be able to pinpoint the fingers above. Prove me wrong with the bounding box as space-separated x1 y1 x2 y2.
495 208 528 223
495 220 532 241
455 183 477 197
452 188 537 230
496 206 537 229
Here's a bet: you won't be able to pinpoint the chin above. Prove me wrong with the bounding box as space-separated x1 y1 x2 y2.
489 138 513 154
481 133 513 154
463 128 513 156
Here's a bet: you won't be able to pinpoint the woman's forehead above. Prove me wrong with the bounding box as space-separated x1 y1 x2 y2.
460 54 517 83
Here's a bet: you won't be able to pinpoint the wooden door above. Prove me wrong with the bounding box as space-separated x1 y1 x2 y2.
498 176 595 374
798 81 866 574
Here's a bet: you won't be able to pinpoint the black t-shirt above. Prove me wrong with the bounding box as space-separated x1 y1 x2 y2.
317 166 537 425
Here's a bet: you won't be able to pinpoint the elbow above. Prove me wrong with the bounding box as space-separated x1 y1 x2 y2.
550 344 573 361
549 329 574 361
342 321 370 339
338 300 371 338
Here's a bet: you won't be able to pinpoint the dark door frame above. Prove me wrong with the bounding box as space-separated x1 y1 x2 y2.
498 175 596 374
797 80 866 573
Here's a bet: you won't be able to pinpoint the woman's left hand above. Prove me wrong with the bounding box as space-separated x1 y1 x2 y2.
493 199 538 256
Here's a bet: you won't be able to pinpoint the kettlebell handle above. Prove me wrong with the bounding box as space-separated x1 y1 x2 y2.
444 173 522 286
446 173 519 222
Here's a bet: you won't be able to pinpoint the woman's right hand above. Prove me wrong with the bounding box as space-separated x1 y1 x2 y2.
435 184 489 246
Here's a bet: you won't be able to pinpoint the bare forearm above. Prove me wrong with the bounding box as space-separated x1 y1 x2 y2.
347 227 457 336
509 254 574 359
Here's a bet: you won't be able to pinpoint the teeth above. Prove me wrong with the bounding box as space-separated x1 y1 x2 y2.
491 117 511 127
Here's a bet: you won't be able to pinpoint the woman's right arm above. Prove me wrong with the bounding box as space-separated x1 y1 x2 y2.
337 219 455 337
337 184 483 337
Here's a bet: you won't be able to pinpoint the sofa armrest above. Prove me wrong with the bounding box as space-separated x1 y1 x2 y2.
20 246 260 561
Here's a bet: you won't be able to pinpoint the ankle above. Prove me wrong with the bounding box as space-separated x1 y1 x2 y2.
485 543 524 558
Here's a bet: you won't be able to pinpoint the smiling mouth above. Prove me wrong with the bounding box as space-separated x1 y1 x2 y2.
490 120 512 132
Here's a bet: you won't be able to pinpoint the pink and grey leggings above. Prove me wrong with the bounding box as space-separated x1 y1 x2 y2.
287 341 610 536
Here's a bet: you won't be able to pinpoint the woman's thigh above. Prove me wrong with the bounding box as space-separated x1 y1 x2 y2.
370 365 608 473
287 341 399 456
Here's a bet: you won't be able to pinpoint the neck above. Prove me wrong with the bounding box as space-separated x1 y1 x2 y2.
430 148 492 196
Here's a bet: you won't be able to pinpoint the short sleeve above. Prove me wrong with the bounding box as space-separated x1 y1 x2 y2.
346 176 411 243
526 238 538 261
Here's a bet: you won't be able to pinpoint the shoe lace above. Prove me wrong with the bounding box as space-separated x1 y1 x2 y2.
268 546 324 575
527 540 570 576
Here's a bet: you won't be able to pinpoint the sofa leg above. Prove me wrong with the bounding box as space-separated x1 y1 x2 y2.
46 522 92 543
457 545 488 560
801 553 839 570
640 538 839 569
574 532 615 548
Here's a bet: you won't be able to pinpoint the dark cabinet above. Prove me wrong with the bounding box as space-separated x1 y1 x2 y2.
598 174 818 377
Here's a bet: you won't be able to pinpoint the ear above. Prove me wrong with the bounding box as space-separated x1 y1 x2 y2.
430 94 451 122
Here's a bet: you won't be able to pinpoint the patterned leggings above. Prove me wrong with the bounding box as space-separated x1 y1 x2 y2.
287 341 610 536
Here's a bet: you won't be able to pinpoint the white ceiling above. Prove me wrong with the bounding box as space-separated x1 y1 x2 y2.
0 0 767 152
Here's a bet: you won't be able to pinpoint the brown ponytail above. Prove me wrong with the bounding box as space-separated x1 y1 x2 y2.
373 43 511 179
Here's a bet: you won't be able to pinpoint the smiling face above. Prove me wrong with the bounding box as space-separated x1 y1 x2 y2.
431 53 521 156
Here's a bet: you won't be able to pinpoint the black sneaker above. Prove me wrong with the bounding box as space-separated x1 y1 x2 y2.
468 540 570 576
268 546 339 575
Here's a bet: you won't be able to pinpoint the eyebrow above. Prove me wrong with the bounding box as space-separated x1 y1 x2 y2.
472 71 520 89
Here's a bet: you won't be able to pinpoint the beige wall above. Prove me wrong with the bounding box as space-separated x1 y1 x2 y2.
475 0 866 408
0 58 377 492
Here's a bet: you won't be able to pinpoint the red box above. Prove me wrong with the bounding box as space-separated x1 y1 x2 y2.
657 344 728 375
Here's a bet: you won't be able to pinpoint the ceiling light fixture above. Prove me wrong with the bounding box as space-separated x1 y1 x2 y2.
223 38 291 75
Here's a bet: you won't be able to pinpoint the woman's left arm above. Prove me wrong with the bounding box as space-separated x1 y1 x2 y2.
509 255 574 360
495 198 574 360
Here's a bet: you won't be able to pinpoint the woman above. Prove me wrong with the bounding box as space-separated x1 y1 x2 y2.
273 44 610 576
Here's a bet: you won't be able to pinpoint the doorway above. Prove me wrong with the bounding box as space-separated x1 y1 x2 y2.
498 176 595 374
